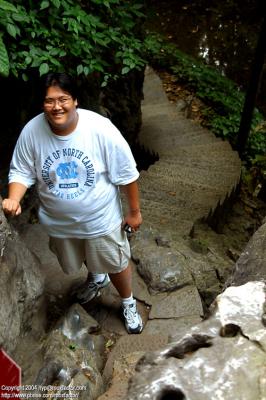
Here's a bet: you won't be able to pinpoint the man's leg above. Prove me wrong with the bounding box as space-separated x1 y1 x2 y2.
109 264 132 298
110 264 143 334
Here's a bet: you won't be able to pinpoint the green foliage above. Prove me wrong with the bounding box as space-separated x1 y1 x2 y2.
0 0 146 83
0 33 9 77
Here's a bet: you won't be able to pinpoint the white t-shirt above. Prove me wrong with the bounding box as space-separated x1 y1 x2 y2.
9 109 139 238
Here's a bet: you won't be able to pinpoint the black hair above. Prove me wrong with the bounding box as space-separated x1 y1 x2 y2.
41 72 78 101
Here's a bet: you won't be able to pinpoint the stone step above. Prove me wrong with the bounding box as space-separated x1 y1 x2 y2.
149 286 204 319
139 143 241 170
156 150 241 169
141 102 180 117
140 128 220 143
141 166 238 191
155 159 241 176
142 111 211 137
176 140 234 153
139 181 213 204
139 128 220 154
141 105 216 135
139 136 219 155
139 189 224 217
139 185 224 217
140 117 217 139
175 144 240 161
138 174 236 223
140 124 219 145
140 167 239 196
138 203 207 236
146 167 240 191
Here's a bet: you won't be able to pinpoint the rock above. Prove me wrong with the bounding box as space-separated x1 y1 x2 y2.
130 226 234 310
34 330 104 400
131 264 153 306
180 246 234 306
34 305 106 399
228 222 266 286
199 283 224 307
55 303 106 372
98 351 145 400
184 257 220 291
0 205 11 252
102 334 169 385
136 246 193 293
0 206 44 354
144 315 202 340
175 98 188 112
56 303 100 336
149 286 204 319
127 281 266 400
189 237 209 254
131 229 193 293
226 247 241 262
154 235 171 247
213 281 266 342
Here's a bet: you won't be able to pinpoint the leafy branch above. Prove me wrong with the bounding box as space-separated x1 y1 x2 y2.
0 0 146 83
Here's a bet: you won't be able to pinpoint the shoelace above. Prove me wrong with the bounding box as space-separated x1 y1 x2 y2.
76 281 99 299
123 305 136 323
87 281 99 289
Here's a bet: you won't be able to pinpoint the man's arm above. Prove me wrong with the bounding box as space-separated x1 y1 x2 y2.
120 180 142 232
2 182 28 216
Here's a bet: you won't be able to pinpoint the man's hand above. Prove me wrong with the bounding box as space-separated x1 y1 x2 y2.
2 182 27 217
120 180 142 233
2 198 22 217
123 209 142 232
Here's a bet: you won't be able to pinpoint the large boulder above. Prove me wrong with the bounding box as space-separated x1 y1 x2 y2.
33 304 106 400
127 281 266 400
0 202 45 354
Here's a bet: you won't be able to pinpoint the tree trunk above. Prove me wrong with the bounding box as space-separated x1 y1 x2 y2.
236 14 266 156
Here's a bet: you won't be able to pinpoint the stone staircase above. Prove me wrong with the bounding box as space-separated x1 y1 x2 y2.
138 67 241 238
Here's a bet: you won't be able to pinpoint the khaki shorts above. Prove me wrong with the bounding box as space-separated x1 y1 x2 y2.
49 225 131 275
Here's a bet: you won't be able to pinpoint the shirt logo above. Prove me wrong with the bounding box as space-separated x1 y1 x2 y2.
41 148 95 200
56 161 78 179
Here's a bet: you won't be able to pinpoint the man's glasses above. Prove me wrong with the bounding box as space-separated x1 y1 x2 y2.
44 96 72 107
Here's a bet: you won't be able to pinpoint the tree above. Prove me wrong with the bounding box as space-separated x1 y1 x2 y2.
0 0 146 85
236 9 266 156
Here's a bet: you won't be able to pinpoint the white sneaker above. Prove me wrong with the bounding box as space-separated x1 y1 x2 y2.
76 274 110 304
122 299 143 334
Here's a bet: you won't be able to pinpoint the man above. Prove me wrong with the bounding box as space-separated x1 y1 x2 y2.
2 73 143 334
